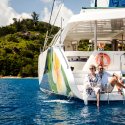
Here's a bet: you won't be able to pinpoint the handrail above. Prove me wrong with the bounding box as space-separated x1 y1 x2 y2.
120 53 125 72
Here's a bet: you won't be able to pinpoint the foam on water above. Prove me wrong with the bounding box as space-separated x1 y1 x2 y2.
82 84 88 105
43 99 73 104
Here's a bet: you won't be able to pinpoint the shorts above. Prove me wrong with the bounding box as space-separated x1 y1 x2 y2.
83 82 101 95
103 83 114 92
92 87 101 95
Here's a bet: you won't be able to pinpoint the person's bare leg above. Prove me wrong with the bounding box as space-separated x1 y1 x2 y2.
116 81 125 89
109 77 125 89
116 80 124 94
96 92 100 107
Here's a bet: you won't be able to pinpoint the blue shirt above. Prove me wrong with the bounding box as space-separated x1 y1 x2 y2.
97 71 111 87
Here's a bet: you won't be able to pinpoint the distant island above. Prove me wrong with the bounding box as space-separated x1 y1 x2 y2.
0 12 59 77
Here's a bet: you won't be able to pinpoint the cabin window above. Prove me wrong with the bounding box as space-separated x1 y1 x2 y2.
67 56 88 62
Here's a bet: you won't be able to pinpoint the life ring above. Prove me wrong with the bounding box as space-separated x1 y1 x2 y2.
95 53 111 66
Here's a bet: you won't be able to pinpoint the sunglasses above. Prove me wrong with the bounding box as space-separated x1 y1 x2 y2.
98 68 103 70
89 68 95 70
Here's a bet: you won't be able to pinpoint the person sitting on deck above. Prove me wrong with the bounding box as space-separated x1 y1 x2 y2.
97 64 125 94
83 64 101 107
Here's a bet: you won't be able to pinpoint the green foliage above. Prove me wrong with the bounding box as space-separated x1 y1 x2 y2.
0 26 16 37
20 64 34 77
104 44 112 51
6 34 19 43
0 14 59 77
78 39 90 51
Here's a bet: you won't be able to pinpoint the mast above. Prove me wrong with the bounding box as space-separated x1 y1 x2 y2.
94 0 97 50
94 21 97 50
95 0 97 7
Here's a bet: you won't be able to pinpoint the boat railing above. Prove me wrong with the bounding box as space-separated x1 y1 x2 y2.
103 90 125 104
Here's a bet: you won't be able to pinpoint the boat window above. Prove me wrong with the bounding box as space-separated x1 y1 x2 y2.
67 56 89 62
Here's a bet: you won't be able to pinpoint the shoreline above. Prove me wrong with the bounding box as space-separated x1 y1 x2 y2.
0 76 38 79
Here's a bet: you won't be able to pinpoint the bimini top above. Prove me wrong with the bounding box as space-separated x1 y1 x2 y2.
54 8 125 45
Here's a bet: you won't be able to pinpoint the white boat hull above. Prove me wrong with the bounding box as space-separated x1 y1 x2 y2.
38 48 125 102
38 8 125 103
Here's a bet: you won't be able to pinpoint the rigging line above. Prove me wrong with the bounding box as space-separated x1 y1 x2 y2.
49 0 56 24
52 0 64 27
48 3 64 37
43 0 64 51
44 0 64 50
48 0 64 37
43 31 48 51
43 0 56 51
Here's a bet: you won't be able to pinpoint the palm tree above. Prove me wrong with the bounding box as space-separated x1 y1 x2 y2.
31 12 39 27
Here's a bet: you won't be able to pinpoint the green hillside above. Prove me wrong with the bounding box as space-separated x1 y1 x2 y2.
0 12 59 77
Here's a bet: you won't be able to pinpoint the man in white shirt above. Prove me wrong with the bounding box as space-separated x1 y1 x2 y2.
97 64 125 93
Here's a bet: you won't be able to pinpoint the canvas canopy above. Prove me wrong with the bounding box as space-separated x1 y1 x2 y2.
55 8 125 45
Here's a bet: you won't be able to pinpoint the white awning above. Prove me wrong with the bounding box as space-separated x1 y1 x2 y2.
65 18 125 42
55 8 125 45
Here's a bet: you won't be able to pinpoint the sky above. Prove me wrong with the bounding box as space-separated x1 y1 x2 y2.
0 0 109 27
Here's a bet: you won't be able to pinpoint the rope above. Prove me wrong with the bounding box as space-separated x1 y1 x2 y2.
42 0 55 51
43 0 64 51
48 3 64 36
49 0 56 25
43 31 48 51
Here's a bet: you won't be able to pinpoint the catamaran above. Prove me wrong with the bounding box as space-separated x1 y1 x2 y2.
38 1 125 103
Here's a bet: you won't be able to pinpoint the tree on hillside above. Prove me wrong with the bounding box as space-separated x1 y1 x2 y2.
31 12 39 27
13 18 21 31
13 18 17 24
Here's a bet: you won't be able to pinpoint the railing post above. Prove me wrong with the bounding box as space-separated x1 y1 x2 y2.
94 21 97 51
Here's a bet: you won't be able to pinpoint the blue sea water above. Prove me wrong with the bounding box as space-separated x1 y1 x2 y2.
0 77 125 125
